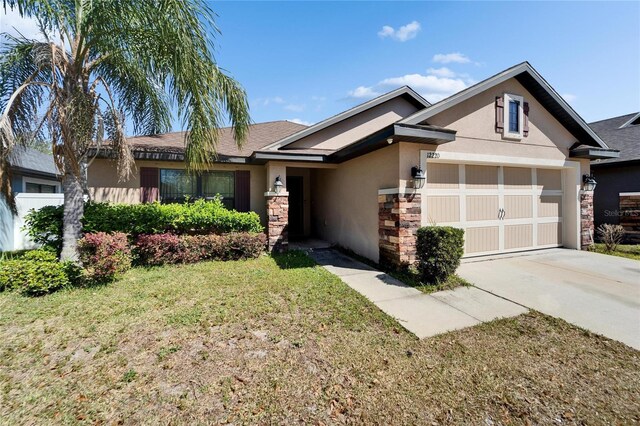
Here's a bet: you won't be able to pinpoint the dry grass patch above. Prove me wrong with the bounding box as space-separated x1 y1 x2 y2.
1 252 638 424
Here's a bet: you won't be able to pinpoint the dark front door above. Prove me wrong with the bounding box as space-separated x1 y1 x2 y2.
287 176 304 239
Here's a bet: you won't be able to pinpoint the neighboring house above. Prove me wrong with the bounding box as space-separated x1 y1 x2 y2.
589 113 640 241
0 147 62 252
88 62 618 265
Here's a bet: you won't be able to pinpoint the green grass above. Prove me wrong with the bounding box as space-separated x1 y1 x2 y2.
591 243 640 261
1 252 638 424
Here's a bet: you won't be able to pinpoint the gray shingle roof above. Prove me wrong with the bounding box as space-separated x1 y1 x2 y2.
8 146 58 176
589 113 640 165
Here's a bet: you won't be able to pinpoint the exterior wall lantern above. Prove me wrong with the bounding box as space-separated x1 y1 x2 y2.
411 166 426 189
582 174 597 192
274 175 284 194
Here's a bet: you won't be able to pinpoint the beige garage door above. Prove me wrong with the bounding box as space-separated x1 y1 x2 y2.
424 164 563 257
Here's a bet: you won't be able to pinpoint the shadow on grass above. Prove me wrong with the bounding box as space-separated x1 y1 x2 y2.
272 250 317 269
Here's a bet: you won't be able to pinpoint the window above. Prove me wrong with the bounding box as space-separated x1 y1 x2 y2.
509 100 520 132
503 93 524 139
159 169 235 208
25 181 58 193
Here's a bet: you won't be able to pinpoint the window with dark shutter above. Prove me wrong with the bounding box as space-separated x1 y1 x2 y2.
234 170 251 212
140 167 159 203
523 102 530 136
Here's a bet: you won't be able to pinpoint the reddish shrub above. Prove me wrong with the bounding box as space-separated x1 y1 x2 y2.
78 232 132 282
134 232 266 265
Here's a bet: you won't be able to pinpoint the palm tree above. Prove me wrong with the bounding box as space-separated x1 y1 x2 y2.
0 0 250 260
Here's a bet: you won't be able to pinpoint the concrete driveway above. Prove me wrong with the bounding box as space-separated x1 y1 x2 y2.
458 248 640 349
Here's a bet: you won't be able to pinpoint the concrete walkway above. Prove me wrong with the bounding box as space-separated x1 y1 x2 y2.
458 248 640 349
308 249 527 338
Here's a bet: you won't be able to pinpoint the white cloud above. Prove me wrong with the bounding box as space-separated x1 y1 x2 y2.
347 86 380 99
561 93 577 103
348 66 474 104
426 67 457 78
252 96 286 107
378 21 421 42
380 74 467 95
288 118 312 126
1 7 43 39
432 52 471 64
284 103 305 112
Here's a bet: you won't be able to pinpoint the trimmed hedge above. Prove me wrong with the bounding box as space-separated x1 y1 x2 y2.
0 249 82 296
24 198 263 253
78 232 132 283
416 226 465 283
136 232 266 266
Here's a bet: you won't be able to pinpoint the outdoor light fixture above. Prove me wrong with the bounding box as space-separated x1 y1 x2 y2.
411 166 426 189
582 174 597 192
274 175 283 194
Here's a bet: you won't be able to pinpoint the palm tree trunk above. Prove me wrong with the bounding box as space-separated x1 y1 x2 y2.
60 169 85 262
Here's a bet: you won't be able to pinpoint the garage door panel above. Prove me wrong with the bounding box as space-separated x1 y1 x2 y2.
538 195 562 217
427 163 459 189
426 196 460 223
504 195 532 219
466 165 498 189
504 167 532 189
537 169 562 191
538 222 562 245
466 226 499 254
505 224 533 249
466 195 498 221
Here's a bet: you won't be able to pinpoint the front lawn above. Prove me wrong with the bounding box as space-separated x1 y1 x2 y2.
1 252 638 424
591 243 640 261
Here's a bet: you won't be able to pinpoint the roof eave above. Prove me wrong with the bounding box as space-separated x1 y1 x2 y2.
569 147 620 160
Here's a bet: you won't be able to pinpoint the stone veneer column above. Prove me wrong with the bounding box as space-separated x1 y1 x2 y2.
378 191 421 268
580 191 594 249
266 193 289 253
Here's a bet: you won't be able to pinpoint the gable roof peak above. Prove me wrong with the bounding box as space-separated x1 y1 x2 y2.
399 61 607 149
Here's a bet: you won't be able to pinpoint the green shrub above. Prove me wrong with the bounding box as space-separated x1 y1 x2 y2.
0 258 71 296
416 226 465 284
21 248 57 262
24 198 263 252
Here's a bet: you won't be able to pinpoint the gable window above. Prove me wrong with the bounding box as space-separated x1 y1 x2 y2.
159 169 235 208
503 93 524 139
509 100 520 132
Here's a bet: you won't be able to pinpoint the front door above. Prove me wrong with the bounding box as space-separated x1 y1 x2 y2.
287 176 304 239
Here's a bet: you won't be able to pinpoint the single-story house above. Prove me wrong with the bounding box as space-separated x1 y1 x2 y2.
590 112 640 242
88 62 619 266
0 147 62 252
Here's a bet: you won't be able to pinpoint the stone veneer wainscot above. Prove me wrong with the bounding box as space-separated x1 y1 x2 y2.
378 191 421 268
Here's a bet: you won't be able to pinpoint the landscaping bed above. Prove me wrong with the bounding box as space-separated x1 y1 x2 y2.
591 243 640 261
1 252 638 424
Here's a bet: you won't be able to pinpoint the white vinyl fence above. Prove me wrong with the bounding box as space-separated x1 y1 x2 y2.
0 193 64 252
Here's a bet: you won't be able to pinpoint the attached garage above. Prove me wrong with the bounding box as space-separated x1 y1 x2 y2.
424 162 564 257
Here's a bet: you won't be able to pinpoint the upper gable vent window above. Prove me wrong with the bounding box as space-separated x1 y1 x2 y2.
496 93 529 139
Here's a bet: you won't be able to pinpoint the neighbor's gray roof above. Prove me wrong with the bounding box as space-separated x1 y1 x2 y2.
8 146 58 177
590 113 640 166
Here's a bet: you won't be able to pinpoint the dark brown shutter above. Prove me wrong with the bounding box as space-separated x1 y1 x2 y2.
523 102 530 137
234 170 250 212
140 167 159 203
495 96 504 132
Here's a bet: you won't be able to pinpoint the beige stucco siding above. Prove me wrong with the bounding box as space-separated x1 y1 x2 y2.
311 144 400 262
288 97 419 151
88 158 268 225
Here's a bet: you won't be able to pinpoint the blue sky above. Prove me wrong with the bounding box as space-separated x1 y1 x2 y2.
210 1 639 127
2 1 638 132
